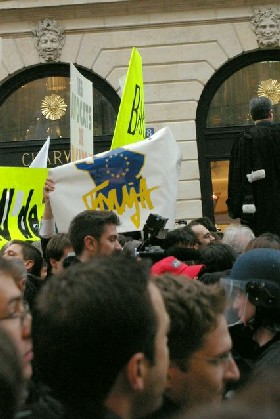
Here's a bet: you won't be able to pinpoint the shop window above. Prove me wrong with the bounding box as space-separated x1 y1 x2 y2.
0 76 117 142
207 61 280 127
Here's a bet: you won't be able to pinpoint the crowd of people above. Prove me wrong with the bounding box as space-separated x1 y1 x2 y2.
0 95 280 419
0 194 279 419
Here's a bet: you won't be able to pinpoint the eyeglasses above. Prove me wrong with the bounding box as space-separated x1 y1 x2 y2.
0 303 30 328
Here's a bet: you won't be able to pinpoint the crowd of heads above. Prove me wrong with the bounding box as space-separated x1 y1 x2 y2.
0 207 279 419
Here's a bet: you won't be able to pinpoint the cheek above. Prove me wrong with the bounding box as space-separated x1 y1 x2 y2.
244 302 256 321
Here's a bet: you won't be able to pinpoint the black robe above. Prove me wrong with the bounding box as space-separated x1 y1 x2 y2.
227 121 280 237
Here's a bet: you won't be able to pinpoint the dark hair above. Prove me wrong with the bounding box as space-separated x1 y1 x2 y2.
189 217 217 233
4 240 43 277
163 227 198 249
33 255 157 414
249 96 272 121
245 232 280 251
0 327 23 419
45 233 72 275
68 210 120 256
199 242 237 273
153 274 226 370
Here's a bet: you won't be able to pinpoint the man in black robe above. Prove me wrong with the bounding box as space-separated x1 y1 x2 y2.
227 96 280 237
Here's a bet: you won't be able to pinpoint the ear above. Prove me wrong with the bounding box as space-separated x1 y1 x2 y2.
126 353 146 392
84 235 97 254
49 258 58 269
24 259 34 272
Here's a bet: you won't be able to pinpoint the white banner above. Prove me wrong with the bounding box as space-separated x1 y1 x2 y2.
49 127 182 233
70 64 93 161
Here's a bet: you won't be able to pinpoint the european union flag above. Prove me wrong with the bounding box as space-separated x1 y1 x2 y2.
76 148 145 209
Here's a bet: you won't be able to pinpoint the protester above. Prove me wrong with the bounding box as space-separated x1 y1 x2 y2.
67 209 122 263
244 231 280 251
33 255 169 419
222 224 255 255
2 240 44 310
163 226 202 265
44 233 73 278
198 242 236 285
187 220 216 248
148 274 239 418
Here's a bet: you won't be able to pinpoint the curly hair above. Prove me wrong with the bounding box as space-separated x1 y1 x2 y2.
153 274 226 370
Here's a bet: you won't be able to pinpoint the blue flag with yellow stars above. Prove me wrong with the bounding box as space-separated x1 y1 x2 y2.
76 148 144 209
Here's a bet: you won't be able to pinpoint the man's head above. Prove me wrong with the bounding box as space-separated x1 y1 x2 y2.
45 233 73 276
222 224 255 255
0 257 32 381
68 210 122 261
164 227 198 250
188 221 216 248
2 240 43 278
33 255 169 418
249 96 273 122
153 275 239 410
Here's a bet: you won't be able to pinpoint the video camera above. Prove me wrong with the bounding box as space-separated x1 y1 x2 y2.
136 213 168 262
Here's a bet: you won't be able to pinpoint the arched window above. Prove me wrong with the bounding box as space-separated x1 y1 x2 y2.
196 50 280 228
0 63 120 166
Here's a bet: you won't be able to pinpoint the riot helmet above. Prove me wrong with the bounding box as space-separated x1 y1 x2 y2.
220 248 280 328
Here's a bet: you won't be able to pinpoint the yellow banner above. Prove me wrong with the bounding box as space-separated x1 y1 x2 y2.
110 47 145 150
0 167 47 246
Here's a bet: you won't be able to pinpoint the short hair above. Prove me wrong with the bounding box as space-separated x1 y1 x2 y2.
45 233 72 262
245 232 280 251
68 210 120 256
45 233 72 275
153 274 226 370
0 256 27 284
222 224 255 255
190 217 217 233
0 327 24 419
163 227 198 249
199 242 236 273
249 96 272 121
3 240 43 277
33 255 157 414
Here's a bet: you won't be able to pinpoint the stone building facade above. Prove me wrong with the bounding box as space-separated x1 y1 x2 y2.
0 0 279 224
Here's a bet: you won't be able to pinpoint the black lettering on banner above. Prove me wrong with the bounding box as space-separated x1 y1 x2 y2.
17 189 39 239
127 84 145 136
0 189 14 241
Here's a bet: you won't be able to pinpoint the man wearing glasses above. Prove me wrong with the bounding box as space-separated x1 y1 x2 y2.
149 275 239 417
0 257 32 381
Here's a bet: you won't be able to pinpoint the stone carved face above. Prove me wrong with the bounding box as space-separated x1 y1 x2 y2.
33 18 65 62
251 7 280 48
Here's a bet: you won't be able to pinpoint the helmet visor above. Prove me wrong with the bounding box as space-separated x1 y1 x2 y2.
220 278 251 326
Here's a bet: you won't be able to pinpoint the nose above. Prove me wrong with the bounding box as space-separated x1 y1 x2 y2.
210 234 216 242
224 357 240 383
22 312 32 339
115 240 123 251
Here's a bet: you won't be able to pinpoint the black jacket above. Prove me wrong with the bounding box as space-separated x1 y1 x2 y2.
227 122 280 236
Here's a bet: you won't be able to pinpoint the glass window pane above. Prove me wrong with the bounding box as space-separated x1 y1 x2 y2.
0 76 117 142
207 61 280 127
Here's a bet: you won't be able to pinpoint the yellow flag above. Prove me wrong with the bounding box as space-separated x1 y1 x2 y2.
0 167 47 246
110 48 145 150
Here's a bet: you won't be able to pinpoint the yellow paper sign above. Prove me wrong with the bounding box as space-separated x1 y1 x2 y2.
110 48 145 150
0 167 47 246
